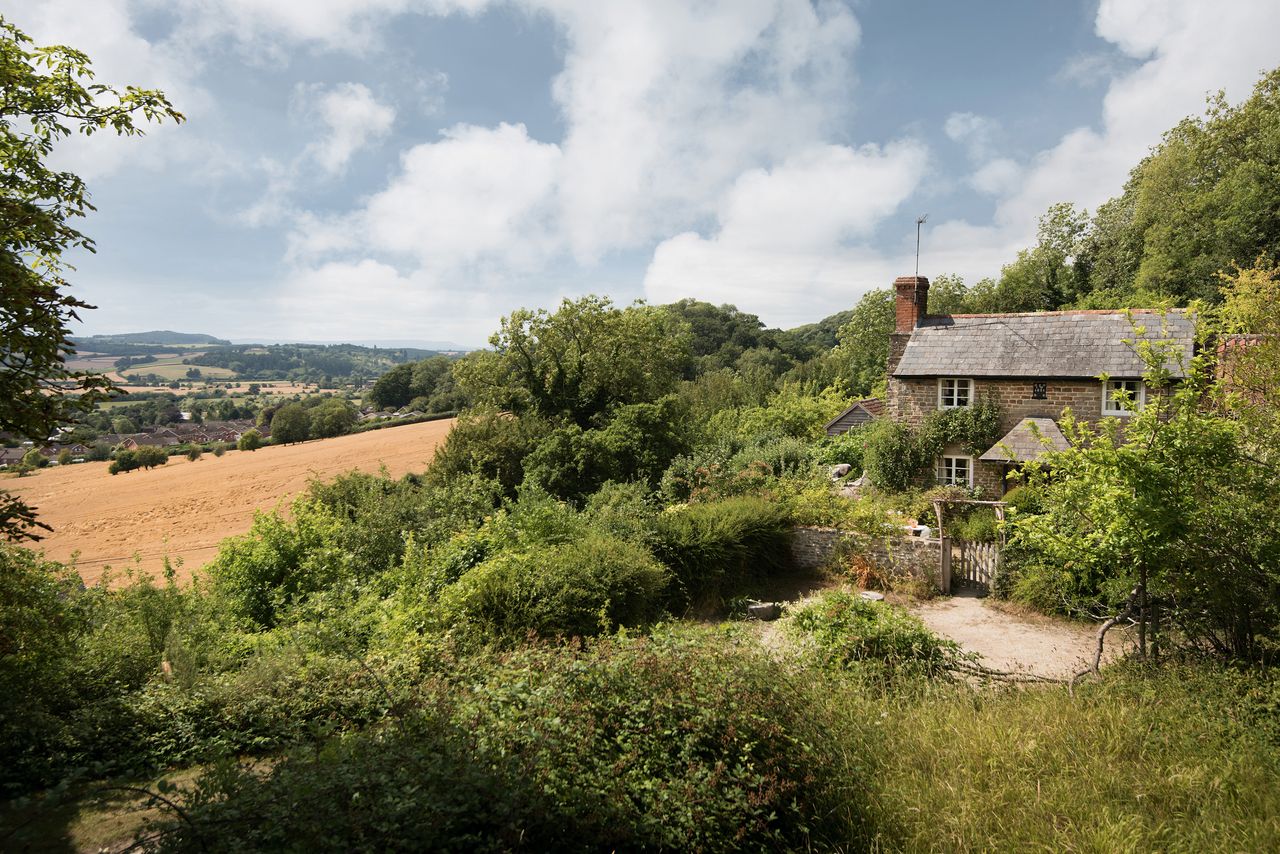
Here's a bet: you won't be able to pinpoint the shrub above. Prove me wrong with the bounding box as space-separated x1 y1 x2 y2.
204 506 352 627
147 629 862 852
786 589 967 681
426 408 548 495
652 496 792 611
947 507 1000 542
437 534 670 641
815 424 870 471
236 429 262 452
186 448 202 462
862 420 931 492
0 547 86 793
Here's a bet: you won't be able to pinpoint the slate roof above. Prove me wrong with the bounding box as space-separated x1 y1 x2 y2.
894 310 1196 379
824 398 885 436
979 418 1072 463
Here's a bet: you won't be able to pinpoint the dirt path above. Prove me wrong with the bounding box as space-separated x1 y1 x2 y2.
911 590 1112 679
6 419 454 585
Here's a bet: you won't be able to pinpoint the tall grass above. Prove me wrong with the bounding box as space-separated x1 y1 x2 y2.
842 664 1280 851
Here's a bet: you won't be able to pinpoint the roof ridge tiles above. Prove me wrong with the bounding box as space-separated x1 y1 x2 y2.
935 308 1185 319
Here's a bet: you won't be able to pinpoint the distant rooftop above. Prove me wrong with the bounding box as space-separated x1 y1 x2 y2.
894 309 1196 379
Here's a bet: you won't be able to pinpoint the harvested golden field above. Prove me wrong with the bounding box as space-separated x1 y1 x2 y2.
6 419 455 584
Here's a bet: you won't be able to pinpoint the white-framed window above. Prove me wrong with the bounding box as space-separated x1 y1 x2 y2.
938 378 973 409
937 455 972 487
1102 379 1145 416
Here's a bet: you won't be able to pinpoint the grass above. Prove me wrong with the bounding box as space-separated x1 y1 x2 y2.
126 363 236 380
848 664 1280 852
0 767 205 852
2 654 1277 851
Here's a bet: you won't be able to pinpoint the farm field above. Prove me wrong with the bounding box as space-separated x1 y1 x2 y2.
6 418 455 584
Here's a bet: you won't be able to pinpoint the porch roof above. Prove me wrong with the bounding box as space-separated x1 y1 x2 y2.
979 417 1071 463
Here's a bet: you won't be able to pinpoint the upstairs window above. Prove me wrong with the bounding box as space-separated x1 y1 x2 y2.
1103 379 1145 416
937 455 971 487
938 378 972 409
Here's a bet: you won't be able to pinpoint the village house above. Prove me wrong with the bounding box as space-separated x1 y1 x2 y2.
884 275 1197 495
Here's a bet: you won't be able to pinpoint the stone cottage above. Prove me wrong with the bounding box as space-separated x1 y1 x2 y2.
885 275 1197 495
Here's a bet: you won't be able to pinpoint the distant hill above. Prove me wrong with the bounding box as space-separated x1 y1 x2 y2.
780 309 854 355
228 338 474 351
77 331 232 347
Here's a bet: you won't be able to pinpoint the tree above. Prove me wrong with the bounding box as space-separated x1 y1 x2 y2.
271 403 310 444
368 363 413 410
111 416 138 435
237 429 263 452
1009 314 1280 663
831 288 894 396
1215 258 1280 458
453 296 692 426
135 446 167 470
308 398 357 439
0 17 182 539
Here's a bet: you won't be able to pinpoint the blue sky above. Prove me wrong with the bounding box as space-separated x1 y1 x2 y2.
13 0 1280 346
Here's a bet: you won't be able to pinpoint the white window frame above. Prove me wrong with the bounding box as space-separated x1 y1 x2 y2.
937 377 973 410
1102 379 1146 416
937 455 972 487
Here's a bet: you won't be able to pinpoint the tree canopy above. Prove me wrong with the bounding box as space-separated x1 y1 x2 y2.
0 16 182 539
453 296 692 426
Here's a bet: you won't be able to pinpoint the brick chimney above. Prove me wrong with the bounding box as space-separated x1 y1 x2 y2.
887 275 929 382
894 275 930 333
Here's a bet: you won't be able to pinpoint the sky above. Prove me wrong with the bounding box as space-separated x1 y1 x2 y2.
11 0 1280 347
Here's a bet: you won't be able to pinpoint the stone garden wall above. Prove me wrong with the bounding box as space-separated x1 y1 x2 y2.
791 526 942 590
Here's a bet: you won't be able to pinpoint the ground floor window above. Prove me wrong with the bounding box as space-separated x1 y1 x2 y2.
937 455 972 487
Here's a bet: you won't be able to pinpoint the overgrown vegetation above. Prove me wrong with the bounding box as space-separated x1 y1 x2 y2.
6 34 1280 848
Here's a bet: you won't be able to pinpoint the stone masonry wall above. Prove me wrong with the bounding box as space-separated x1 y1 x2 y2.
886 376 1141 496
889 376 1112 432
791 526 942 591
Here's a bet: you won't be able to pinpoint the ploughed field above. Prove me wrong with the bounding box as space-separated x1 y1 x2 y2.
6 419 455 584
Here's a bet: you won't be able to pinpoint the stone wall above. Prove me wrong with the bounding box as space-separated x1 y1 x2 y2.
885 376 1146 496
889 376 1114 432
791 526 942 590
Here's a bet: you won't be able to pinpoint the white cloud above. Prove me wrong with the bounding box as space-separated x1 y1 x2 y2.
268 259 526 343
917 0 1280 291
944 112 999 161
291 122 561 271
19 0 213 181
643 141 928 323
287 1 863 282
165 0 490 56
299 82 396 175
969 158 1022 197
1055 52 1123 87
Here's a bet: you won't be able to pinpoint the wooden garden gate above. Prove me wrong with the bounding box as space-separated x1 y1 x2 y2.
932 498 1006 596
953 540 1000 591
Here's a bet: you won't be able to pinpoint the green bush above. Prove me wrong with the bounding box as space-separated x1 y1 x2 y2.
862 420 932 492
426 408 548 495
147 629 862 852
787 589 968 681
815 425 870 471
1001 484 1044 516
437 534 670 641
652 496 792 611
947 508 1000 543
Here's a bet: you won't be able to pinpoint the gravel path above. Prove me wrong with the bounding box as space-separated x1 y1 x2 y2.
910 590 1113 679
